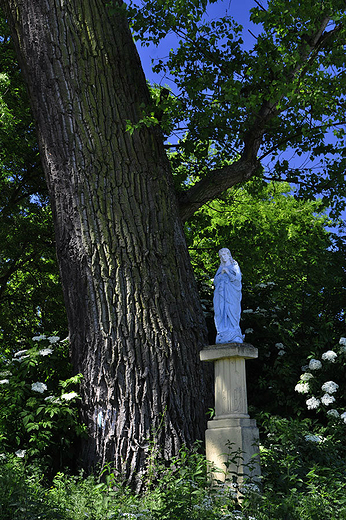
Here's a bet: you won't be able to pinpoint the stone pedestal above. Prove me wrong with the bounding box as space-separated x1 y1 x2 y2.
200 342 260 482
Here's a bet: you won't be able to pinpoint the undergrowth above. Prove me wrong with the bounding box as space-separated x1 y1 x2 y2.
1 415 346 520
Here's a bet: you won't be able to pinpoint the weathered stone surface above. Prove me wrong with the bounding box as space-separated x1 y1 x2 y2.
200 342 260 482
200 342 258 362
206 417 260 481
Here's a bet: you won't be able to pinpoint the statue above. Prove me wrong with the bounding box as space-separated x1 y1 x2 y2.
213 248 244 344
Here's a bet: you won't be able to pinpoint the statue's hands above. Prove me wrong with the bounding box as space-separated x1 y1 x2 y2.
221 266 236 280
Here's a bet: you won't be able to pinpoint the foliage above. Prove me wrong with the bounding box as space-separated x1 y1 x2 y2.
255 415 346 519
0 329 345 519
141 441 221 519
127 0 346 217
185 179 346 416
293 337 346 423
0 444 241 520
0 335 86 474
0 0 346 497
0 10 67 350
1 427 346 519
0 455 59 520
1 0 345 391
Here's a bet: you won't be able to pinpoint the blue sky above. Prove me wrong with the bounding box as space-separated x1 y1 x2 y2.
135 0 262 80
133 1 346 231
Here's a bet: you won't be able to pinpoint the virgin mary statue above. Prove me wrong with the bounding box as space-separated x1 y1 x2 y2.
213 248 244 344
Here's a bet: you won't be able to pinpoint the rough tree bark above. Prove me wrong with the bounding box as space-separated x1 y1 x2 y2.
1 0 212 483
2 0 334 484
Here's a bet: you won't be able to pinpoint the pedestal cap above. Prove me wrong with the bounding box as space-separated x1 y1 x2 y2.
200 342 258 362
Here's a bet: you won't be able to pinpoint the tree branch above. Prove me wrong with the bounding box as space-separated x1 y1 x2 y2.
253 0 267 11
178 155 260 222
177 15 339 221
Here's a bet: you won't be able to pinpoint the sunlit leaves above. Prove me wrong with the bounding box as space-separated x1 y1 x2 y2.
186 179 346 414
127 0 346 216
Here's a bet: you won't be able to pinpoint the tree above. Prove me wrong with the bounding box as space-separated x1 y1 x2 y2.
0 0 212 485
1 0 345 484
129 0 346 219
0 16 67 349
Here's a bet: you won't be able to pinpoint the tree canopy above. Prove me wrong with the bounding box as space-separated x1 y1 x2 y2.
1 0 344 350
126 0 346 220
0 0 345 482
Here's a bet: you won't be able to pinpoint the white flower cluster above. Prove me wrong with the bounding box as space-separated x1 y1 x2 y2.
296 339 346 422
61 391 79 401
44 393 79 404
309 359 322 370
304 434 322 443
327 409 340 418
32 334 59 344
300 372 313 381
14 350 28 357
321 350 337 362
321 394 335 406
15 449 26 458
32 335 46 341
295 382 309 394
321 381 339 394
306 397 320 410
12 350 30 362
39 348 53 356
44 395 60 403
48 336 60 344
31 382 47 393
0 371 11 377
0 379 9 385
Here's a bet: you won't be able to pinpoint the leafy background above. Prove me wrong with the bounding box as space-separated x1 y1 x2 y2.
0 0 346 518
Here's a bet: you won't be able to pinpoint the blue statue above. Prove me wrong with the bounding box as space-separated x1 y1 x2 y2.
213 248 244 344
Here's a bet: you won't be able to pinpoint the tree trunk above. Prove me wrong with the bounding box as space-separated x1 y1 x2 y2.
1 0 211 484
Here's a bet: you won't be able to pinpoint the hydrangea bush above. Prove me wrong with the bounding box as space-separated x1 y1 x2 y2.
0 334 86 471
295 337 346 430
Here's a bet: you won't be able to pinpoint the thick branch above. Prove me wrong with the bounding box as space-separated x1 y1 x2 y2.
178 155 260 222
178 15 336 222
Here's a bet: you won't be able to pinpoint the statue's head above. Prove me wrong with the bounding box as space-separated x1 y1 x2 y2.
218 248 233 265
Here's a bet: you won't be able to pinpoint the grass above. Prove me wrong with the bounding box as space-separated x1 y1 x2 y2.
1 422 346 520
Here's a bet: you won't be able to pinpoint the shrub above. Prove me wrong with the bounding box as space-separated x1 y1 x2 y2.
0 335 86 473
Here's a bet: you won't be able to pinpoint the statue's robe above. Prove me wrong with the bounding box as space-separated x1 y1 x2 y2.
213 262 243 344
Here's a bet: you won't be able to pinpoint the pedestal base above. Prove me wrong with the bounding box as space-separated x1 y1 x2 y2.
206 416 260 483
200 343 261 483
